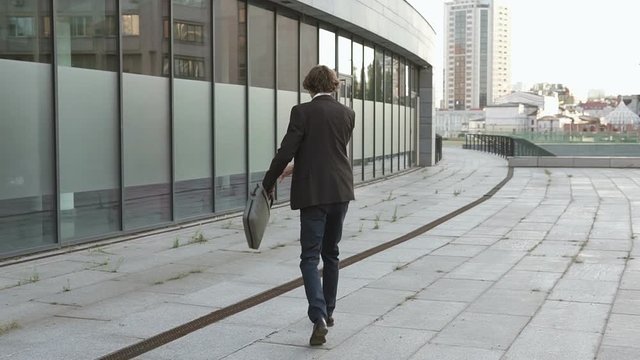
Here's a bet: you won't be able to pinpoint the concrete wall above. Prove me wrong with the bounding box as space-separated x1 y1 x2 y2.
509 156 640 168
539 144 640 157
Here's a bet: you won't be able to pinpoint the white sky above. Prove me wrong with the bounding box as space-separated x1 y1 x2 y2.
408 0 640 102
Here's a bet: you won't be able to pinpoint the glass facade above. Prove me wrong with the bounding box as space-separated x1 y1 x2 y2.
0 0 422 258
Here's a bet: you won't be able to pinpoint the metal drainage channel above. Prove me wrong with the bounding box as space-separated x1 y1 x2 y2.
98 167 514 360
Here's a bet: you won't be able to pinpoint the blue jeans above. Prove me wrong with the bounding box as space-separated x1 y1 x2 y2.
299 202 349 323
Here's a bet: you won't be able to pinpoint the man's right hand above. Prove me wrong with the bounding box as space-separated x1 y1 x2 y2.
279 164 294 183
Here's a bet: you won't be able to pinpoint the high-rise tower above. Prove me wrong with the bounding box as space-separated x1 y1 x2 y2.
444 0 510 110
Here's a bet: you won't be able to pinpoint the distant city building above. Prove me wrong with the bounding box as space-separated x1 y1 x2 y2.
484 103 537 133
530 83 575 105
621 95 640 115
587 89 606 100
494 91 559 117
486 91 565 133
605 100 640 127
444 0 511 110
435 109 485 137
577 100 614 119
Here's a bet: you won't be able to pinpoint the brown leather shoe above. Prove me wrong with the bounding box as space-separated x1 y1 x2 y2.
327 316 334 327
309 318 328 346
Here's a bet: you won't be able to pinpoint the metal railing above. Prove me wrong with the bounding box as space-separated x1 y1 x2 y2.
463 134 555 157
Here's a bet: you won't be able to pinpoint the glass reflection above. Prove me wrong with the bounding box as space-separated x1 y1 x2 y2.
299 21 317 102
319 28 335 70
173 0 213 219
352 40 363 182
384 52 393 174
374 48 384 177
248 4 275 194
363 45 375 180
56 0 121 240
214 0 247 212
277 14 300 201
122 0 172 228
0 0 55 253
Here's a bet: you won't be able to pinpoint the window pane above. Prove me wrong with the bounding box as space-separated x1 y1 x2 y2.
215 0 246 85
174 0 213 219
122 14 140 36
364 45 375 180
57 0 120 240
352 41 363 182
299 21 317 102
277 14 299 201
248 4 275 194
0 0 55 255
374 48 384 177
122 0 171 228
397 59 405 169
393 55 400 170
214 0 247 212
278 15 298 92
338 35 351 78
318 28 335 70
412 66 419 165
384 52 393 174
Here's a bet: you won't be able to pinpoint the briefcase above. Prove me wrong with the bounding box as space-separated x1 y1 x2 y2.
242 183 273 249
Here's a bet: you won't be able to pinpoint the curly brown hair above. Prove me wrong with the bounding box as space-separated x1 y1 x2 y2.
303 65 340 95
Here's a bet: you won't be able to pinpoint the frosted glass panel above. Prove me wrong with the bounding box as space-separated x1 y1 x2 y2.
248 5 275 191
123 73 171 228
58 66 120 239
249 87 275 187
174 0 213 219
400 106 407 169
214 83 246 212
385 104 393 174
374 102 384 177
353 99 363 183
0 59 55 253
393 103 400 168
174 79 212 219
364 100 375 180
276 90 298 201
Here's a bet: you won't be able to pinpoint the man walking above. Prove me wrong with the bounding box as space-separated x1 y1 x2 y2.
262 65 355 346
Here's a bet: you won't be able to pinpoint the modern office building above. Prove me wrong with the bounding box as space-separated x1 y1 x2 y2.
0 0 436 258
444 0 510 110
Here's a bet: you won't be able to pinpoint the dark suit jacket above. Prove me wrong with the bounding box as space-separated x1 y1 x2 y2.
262 95 356 210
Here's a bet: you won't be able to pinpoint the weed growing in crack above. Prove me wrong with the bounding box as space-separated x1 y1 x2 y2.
0 321 20 336
190 229 207 244
62 279 71 292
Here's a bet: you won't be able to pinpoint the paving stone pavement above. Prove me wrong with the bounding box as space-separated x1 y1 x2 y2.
1 144 639 360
